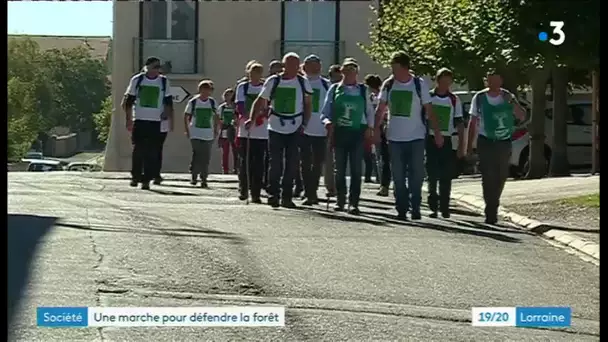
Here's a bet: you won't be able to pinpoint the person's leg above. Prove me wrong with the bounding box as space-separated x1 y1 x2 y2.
324 139 336 196
220 138 230 174
333 129 348 210
310 136 326 203
293 151 303 198
477 136 498 222
249 139 265 202
281 132 299 207
231 137 239 174
389 142 408 218
190 139 202 185
407 139 426 219
130 120 144 186
238 137 248 199
438 138 454 217
199 140 213 187
377 130 391 196
141 121 160 188
348 130 365 213
425 135 440 216
363 141 373 182
268 131 285 207
263 143 270 190
155 132 167 183
300 135 314 204
493 140 513 220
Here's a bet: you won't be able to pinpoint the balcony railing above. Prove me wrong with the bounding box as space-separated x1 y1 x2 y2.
133 38 204 74
277 40 345 66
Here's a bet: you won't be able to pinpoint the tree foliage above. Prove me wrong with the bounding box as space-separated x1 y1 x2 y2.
7 37 110 159
93 96 113 144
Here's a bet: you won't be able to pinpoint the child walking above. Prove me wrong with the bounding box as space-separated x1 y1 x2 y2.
184 80 219 188
217 88 238 174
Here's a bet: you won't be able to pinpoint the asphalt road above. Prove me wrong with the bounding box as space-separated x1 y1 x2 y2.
8 172 600 341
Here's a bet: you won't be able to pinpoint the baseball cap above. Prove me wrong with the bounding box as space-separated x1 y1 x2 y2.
304 54 321 63
341 58 359 69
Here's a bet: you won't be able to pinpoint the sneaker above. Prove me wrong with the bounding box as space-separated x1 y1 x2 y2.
268 197 280 208
238 194 248 201
281 200 297 209
364 178 372 183
301 198 315 206
190 179 197 186
348 207 361 215
251 197 262 204
153 177 162 185
485 217 498 225
411 212 422 220
130 179 138 187
376 186 389 197
334 204 345 212
326 190 336 197
397 212 408 221
441 212 451 219
429 212 438 218
200 182 208 189
141 182 150 190
294 189 303 199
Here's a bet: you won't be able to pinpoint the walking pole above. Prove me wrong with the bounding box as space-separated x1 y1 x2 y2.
246 130 251 205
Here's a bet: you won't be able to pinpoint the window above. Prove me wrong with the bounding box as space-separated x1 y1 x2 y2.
283 1 338 65
545 104 592 126
140 0 197 74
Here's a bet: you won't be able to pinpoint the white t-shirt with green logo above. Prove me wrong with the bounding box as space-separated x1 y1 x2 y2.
259 76 313 135
379 78 432 142
303 76 329 137
125 74 172 122
428 93 463 136
235 82 268 139
184 96 215 141
469 91 512 138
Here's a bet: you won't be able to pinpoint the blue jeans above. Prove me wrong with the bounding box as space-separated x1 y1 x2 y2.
389 139 425 215
334 128 365 207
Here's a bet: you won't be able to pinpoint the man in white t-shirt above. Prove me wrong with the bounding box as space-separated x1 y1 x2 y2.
300 54 331 205
248 52 313 208
374 51 444 220
467 69 526 224
425 68 466 218
122 56 173 190
235 62 268 203
184 80 219 188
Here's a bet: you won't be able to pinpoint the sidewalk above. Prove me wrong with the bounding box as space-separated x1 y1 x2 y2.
446 175 599 260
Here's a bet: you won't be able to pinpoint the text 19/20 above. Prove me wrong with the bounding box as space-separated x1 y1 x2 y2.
478 312 509 322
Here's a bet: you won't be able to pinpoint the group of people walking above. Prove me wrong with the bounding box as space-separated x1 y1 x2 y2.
122 51 526 224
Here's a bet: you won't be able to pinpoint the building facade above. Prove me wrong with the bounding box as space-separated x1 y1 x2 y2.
105 0 386 173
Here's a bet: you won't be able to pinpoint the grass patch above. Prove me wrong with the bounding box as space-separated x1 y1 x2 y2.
558 193 599 208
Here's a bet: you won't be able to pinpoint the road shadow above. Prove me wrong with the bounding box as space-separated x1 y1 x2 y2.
531 224 599 234
54 222 244 243
8 214 57 327
360 210 521 243
304 208 387 226
148 189 199 196
458 219 534 235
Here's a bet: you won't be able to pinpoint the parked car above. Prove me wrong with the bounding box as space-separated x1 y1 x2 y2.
21 151 43 162
66 162 102 172
26 159 63 172
510 100 596 176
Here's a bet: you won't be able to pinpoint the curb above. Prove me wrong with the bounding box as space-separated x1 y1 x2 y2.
443 190 600 261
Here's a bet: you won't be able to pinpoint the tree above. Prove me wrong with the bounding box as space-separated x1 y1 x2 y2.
93 96 113 144
8 77 42 160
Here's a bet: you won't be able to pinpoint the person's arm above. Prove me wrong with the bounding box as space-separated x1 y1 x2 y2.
506 91 526 122
235 83 246 118
183 100 192 138
453 96 465 156
121 76 138 126
467 93 480 154
374 81 389 131
365 87 375 129
320 84 336 125
163 78 174 130
250 78 272 123
302 78 314 127
213 109 220 139
420 81 441 136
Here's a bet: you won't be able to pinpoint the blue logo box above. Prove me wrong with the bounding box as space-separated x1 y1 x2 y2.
37 307 88 327
515 307 571 328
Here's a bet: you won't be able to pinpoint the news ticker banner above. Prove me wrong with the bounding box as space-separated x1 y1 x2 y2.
472 307 571 328
37 307 285 327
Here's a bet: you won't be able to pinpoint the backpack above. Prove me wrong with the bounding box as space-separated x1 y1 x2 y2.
135 73 167 97
383 75 425 125
320 78 330 91
188 96 216 115
241 78 266 99
474 88 512 115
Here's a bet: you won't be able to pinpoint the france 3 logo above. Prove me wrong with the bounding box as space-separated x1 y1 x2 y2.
538 21 565 46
